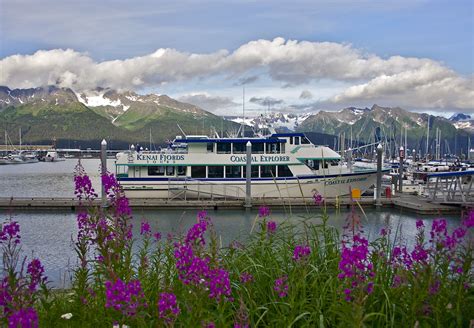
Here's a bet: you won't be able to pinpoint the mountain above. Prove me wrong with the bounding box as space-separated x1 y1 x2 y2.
449 113 474 132
449 113 471 122
227 112 313 131
0 86 240 148
297 104 472 155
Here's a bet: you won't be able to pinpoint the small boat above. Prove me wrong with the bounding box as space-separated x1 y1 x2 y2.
0 151 38 164
115 133 389 199
44 151 66 162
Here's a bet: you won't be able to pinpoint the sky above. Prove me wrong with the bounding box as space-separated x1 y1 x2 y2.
0 0 473 116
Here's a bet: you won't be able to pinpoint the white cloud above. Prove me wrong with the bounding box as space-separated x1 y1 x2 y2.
1 37 472 111
178 93 238 112
299 90 313 99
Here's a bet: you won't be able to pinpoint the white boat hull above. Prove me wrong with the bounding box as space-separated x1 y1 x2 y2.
118 171 378 199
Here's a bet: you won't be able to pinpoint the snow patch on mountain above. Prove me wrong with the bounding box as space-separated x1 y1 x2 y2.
229 113 312 131
453 121 473 130
81 93 122 107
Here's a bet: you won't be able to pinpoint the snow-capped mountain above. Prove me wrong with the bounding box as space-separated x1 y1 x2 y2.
449 113 471 122
76 88 210 126
448 113 474 131
228 112 313 131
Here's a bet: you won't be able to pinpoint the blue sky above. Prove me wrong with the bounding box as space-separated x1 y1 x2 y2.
0 0 473 115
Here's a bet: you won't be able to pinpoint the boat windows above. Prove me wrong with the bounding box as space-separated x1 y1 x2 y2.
148 166 165 176
266 142 280 154
191 166 206 178
217 142 231 154
208 166 224 178
294 137 300 145
166 166 175 176
251 143 264 154
290 136 293 144
260 165 276 178
278 165 293 177
233 143 246 154
301 136 310 144
177 166 187 176
251 165 259 177
207 143 214 153
225 166 241 178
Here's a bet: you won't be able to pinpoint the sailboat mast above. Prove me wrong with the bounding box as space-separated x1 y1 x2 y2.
19 127 22 151
426 117 430 159
242 86 245 137
404 126 407 156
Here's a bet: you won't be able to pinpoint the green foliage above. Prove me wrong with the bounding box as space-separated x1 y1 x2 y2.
31 211 474 327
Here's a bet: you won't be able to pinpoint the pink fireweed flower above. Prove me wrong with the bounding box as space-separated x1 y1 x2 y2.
338 231 374 301
411 244 429 264
208 268 232 302
153 232 162 241
267 221 277 234
258 205 270 218
391 245 413 269
185 218 209 246
158 292 180 324
0 221 21 244
74 163 98 200
293 245 311 262
174 243 211 285
462 210 474 228
273 275 288 298
430 219 447 244
197 210 208 220
416 219 424 229
105 278 147 317
26 258 45 292
8 307 38 328
313 193 323 205
140 221 151 236
240 272 254 284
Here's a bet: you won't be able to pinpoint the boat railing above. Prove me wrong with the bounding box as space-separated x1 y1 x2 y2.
167 178 246 201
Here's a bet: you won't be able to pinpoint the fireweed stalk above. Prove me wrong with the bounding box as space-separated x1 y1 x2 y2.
3 168 472 327
1 220 47 328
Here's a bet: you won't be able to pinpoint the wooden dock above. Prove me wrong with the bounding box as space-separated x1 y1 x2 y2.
0 195 466 215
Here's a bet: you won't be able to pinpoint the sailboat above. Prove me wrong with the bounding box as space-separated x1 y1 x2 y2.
0 129 39 165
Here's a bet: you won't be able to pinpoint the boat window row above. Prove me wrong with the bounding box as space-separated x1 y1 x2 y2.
146 165 294 178
289 136 311 145
148 166 187 176
206 142 285 154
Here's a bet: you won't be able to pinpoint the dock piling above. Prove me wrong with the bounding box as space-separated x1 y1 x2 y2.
101 139 108 208
245 141 252 210
376 143 382 207
399 146 404 193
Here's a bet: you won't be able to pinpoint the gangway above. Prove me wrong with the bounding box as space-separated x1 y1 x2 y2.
425 170 474 204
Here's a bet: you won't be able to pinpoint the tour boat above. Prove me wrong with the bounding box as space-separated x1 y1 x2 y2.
115 133 389 199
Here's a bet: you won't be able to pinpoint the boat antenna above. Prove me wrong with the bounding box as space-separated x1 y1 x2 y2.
242 86 245 137
176 124 187 137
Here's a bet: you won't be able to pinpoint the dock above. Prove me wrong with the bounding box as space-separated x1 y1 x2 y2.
0 195 468 215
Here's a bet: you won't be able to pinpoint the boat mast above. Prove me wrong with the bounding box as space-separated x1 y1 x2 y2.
19 127 22 152
242 86 245 137
426 116 430 159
